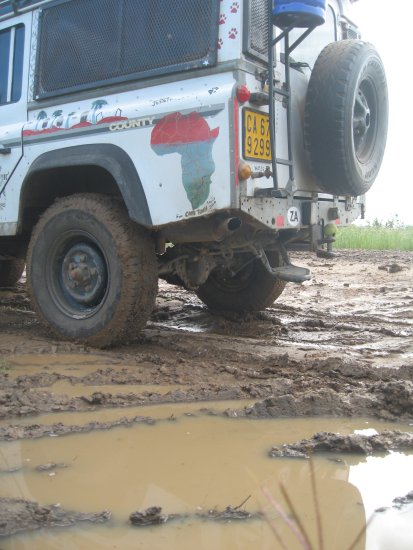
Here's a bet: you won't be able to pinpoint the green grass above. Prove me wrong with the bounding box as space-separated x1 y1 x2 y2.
335 225 413 251
0 357 11 373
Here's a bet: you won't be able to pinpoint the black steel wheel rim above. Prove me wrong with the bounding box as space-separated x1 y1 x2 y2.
353 77 378 163
47 231 109 318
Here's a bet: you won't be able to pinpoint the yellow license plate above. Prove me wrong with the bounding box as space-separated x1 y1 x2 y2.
243 109 271 161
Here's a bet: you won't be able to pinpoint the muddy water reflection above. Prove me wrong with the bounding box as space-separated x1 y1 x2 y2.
2 413 413 549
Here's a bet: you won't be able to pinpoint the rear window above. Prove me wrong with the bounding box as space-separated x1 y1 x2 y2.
35 0 220 99
243 0 269 62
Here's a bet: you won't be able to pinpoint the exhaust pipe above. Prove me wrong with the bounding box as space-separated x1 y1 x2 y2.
213 217 242 241
163 217 242 244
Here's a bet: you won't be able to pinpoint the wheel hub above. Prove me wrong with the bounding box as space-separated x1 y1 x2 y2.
353 84 375 161
62 243 107 306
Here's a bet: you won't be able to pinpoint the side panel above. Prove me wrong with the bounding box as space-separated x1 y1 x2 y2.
1 0 242 235
1 73 236 232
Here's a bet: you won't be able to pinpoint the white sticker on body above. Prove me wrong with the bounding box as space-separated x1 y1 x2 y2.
287 206 300 227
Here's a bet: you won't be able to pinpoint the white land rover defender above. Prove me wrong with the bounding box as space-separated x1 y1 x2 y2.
0 0 387 346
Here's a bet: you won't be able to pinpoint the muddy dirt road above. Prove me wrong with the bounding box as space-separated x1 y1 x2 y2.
1 249 413 549
1 250 412 421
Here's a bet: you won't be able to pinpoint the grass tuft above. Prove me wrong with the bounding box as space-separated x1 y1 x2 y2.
335 225 413 251
0 357 11 373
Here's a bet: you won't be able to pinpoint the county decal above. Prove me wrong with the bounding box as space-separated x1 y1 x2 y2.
151 112 219 210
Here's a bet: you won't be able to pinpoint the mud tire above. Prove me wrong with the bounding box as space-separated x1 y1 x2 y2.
0 259 25 288
305 40 388 196
195 251 286 312
27 194 158 347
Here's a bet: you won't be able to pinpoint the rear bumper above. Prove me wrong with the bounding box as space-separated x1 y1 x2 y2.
240 195 364 230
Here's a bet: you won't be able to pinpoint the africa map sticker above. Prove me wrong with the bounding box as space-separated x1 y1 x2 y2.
151 112 219 210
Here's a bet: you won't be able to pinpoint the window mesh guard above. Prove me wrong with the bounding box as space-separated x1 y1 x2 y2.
35 0 219 98
244 0 269 61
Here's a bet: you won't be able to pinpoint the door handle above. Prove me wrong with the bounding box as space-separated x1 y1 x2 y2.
0 145 11 155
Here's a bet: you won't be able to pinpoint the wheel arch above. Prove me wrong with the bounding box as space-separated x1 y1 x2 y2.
19 144 152 235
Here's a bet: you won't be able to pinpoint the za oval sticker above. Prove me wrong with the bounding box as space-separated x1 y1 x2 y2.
287 207 300 227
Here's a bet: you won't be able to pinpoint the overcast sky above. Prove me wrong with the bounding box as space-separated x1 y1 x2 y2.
351 0 413 225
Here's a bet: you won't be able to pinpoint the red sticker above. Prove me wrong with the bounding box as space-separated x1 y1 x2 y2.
151 112 219 145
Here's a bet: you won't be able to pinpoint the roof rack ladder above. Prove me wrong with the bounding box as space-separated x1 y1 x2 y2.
267 0 323 197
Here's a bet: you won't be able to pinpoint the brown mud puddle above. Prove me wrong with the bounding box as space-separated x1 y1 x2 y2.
1 412 413 549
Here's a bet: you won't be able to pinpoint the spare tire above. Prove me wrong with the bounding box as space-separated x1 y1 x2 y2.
305 40 388 196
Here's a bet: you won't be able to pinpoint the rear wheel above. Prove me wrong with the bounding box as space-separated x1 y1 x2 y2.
0 259 25 288
195 251 286 312
27 194 158 347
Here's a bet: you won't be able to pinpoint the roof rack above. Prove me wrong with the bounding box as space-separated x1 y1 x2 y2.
0 0 50 20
